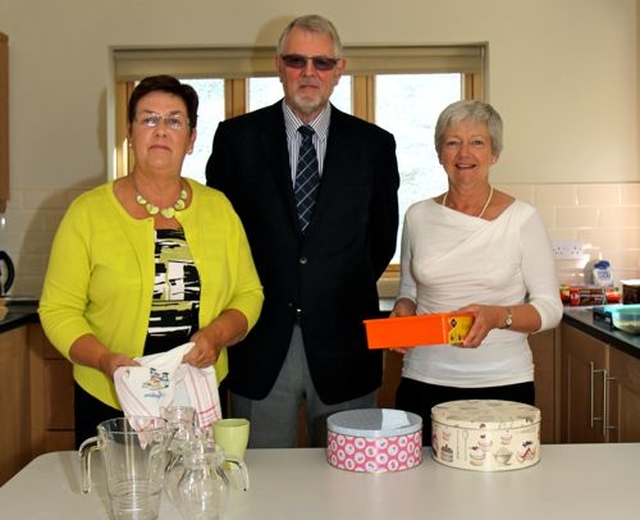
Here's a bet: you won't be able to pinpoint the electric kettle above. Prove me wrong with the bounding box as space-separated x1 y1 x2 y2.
0 250 14 296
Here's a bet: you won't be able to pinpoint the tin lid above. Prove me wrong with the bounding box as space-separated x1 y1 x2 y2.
327 408 422 437
431 400 540 430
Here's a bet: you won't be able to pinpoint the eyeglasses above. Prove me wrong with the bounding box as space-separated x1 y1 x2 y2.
280 54 340 71
135 112 190 130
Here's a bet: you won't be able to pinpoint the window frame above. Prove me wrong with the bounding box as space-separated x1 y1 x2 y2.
114 44 486 176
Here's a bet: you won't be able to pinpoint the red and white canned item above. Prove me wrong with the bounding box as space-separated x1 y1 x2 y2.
567 286 607 306
326 409 423 473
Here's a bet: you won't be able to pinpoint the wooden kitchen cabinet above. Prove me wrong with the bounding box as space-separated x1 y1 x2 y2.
377 350 402 409
28 323 75 455
0 322 75 485
0 326 31 486
608 346 640 442
0 32 8 213
529 328 559 444
560 322 640 444
560 324 609 443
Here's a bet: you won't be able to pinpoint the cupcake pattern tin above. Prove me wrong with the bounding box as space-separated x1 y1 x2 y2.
431 400 541 472
327 408 423 473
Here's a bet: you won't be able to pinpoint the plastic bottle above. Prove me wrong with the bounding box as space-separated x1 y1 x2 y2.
592 260 613 288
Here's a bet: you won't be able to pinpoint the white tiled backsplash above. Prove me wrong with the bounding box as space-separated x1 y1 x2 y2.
2 182 640 298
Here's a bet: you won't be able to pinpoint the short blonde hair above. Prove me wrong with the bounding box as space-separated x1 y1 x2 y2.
434 100 503 157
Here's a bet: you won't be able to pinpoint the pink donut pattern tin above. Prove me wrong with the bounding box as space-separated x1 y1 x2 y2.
431 400 541 472
327 408 423 473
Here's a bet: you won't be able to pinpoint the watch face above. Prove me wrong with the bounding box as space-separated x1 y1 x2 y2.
505 311 513 327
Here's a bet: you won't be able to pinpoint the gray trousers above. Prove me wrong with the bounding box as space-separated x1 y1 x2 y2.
230 325 376 448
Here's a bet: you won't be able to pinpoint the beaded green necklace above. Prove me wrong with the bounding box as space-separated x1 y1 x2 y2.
133 178 188 219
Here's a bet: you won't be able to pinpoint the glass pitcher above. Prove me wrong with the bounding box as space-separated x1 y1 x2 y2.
174 439 249 520
78 416 170 520
161 405 199 504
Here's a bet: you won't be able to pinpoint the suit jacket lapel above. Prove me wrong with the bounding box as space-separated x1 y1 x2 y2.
260 102 300 232
310 107 348 228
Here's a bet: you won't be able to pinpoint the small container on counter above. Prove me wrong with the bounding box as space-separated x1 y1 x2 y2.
431 400 541 472
621 280 640 304
565 285 607 306
327 408 422 473
592 260 613 287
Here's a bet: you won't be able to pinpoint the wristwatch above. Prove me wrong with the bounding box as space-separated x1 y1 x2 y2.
502 308 513 329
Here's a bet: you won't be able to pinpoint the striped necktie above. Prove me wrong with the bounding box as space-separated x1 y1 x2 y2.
294 125 320 232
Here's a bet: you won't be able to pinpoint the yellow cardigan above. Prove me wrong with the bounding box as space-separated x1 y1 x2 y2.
39 178 263 409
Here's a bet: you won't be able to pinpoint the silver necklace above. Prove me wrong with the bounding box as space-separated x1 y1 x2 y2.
442 186 494 219
132 177 188 219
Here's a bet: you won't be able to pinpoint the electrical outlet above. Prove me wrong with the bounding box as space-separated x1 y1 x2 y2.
552 240 585 259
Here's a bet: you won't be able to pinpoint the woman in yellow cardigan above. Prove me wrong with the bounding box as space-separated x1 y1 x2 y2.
39 75 264 445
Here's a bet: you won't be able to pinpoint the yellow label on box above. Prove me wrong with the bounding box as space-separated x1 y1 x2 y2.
446 316 474 345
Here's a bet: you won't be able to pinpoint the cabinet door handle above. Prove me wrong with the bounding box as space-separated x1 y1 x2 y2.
603 373 616 436
589 361 604 429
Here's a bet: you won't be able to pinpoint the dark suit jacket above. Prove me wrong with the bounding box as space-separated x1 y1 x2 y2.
206 101 399 404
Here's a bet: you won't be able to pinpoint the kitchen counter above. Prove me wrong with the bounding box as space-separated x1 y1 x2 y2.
563 306 640 360
0 298 39 333
1 445 639 519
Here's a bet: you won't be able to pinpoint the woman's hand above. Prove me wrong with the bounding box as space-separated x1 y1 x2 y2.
456 304 506 348
99 353 140 379
184 328 223 368
69 334 139 379
184 309 249 369
390 297 417 318
389 298 417 354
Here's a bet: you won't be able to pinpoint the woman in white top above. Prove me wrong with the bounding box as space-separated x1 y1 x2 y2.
391 100 563 444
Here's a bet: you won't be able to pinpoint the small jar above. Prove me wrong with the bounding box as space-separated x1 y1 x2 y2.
175 441 231 520
161 406 199 504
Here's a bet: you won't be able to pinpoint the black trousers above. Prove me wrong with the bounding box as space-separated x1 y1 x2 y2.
395 378 535 446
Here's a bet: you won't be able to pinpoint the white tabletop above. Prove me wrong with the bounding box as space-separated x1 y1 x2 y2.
1 444 639 519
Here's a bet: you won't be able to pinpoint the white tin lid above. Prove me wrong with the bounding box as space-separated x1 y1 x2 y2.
327 408 422 437
431 400 540 430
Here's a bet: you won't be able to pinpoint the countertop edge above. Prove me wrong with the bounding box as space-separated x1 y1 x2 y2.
562 308 640 360
0 301 40 333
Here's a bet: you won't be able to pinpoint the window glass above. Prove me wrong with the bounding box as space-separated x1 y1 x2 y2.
375 73 462 262
180 79 225 184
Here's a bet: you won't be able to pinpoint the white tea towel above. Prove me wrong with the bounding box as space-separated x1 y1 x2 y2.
114 342 221 429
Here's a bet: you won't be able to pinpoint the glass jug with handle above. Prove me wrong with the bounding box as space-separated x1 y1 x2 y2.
78 416 171 520
161 405 199 504
175 438 249 520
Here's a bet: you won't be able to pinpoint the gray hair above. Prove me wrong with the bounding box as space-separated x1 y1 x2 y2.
434 100 503 157
276 14 343 58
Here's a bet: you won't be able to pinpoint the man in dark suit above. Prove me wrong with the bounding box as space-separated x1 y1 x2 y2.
206 14 399 447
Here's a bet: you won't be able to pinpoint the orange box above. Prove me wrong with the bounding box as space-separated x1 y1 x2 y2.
364 313 474 349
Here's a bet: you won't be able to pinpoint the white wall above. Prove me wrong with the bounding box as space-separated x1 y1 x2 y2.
0 0 637 187
0 0 638 295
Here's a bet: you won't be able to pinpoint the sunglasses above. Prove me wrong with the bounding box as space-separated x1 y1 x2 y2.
280 54 340 71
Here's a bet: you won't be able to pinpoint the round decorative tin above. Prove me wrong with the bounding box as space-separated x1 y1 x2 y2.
327 408 423 473
431 400 541 472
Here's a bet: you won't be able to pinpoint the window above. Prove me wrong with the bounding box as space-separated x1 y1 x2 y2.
113 44 486 267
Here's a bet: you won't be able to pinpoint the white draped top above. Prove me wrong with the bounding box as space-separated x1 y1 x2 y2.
397 198 563 388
